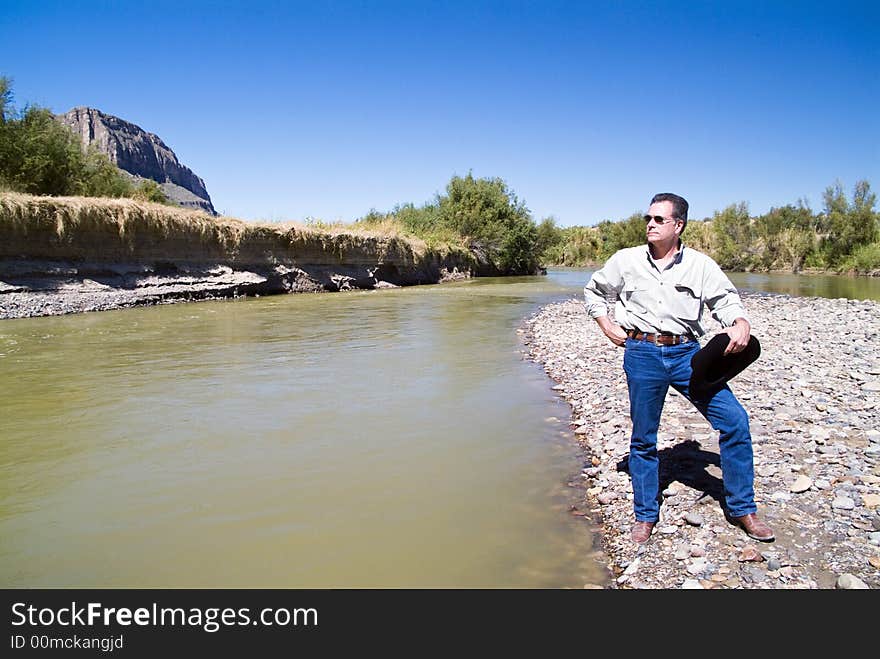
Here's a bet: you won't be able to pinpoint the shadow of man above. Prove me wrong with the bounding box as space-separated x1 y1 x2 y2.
616 439 725 512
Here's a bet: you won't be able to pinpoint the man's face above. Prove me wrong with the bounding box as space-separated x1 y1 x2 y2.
645 200 682 245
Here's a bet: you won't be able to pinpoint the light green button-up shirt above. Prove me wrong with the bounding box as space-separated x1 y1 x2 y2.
583 243 748 338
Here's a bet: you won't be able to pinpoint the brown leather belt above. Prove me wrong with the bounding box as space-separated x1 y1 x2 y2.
626 329 693 345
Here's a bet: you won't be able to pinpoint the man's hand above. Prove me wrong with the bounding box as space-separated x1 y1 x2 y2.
724 318 751 355
596 316 627 347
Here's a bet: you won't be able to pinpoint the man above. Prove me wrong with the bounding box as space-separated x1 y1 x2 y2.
583 192 774 545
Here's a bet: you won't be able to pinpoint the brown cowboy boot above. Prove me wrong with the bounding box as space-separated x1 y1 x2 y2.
732 513 775 542
631 521 656 544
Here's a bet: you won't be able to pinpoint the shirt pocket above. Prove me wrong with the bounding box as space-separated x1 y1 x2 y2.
623 279 653 313
671 284 702 322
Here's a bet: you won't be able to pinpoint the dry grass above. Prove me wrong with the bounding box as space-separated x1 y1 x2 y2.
0 192 440 261
2 191 239 237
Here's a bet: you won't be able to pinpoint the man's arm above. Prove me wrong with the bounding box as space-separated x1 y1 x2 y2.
702 259 751 355
584 253 627 348
595 314 628 347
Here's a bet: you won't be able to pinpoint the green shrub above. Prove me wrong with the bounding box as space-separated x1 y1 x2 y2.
752 203 816 270
131 179 169 204
839 242 880 274
435 173 539 273
683 219 712 253
595 213 644 260
358 173 542 274
710 202 754 270
819 180 878 266
535 216 564 261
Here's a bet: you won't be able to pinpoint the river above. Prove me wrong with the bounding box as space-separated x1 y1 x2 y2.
1 268 877 587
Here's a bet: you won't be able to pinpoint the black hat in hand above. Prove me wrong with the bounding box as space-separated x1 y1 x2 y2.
689 333 761 399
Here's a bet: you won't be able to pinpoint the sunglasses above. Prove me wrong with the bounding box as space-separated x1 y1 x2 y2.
643 214 680 225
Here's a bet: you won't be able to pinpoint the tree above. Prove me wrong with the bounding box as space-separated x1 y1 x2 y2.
682 219 712 253
0 78 134 198
821 179 878 266
552 225 602 265
779 227 816 272
499 217 539 273
710 202 753 270
753 203 815 270
851 179 878 245
0 75 12 124
535 216 564 260
4 106 85 195
437 173 540 274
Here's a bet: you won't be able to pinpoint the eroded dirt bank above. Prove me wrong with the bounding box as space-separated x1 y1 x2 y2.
0 193 487 319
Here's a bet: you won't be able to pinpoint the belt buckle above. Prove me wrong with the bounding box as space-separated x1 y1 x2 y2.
655 334 674 346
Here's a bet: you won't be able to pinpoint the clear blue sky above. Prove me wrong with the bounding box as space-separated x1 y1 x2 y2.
1 1 877 226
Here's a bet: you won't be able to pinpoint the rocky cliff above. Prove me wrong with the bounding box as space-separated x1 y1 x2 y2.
57 107 217 215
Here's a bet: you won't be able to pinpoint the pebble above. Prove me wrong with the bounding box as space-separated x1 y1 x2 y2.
739 546 764 562
790 475 813 493
684 512 704 526
622 557 641 577
681 579 704 589
523 292 880 589
836 574 870 589
744 566 766 583
687 558 708 576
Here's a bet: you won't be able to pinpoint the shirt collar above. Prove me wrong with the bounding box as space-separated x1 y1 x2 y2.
644 241 686 269
674 241 686 263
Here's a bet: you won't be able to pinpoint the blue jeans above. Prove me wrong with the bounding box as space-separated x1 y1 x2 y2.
622 338 757 521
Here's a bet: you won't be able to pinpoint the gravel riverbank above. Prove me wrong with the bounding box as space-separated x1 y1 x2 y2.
521 291 880 589
0 264 473 320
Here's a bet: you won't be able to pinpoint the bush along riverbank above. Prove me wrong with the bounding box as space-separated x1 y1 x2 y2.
536 179 880 276
521 291 880 589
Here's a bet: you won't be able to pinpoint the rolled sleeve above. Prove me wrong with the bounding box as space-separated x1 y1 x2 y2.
704 263 747 327
584 254 623 319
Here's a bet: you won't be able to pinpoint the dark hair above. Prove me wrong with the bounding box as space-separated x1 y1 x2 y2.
650 192 689 234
